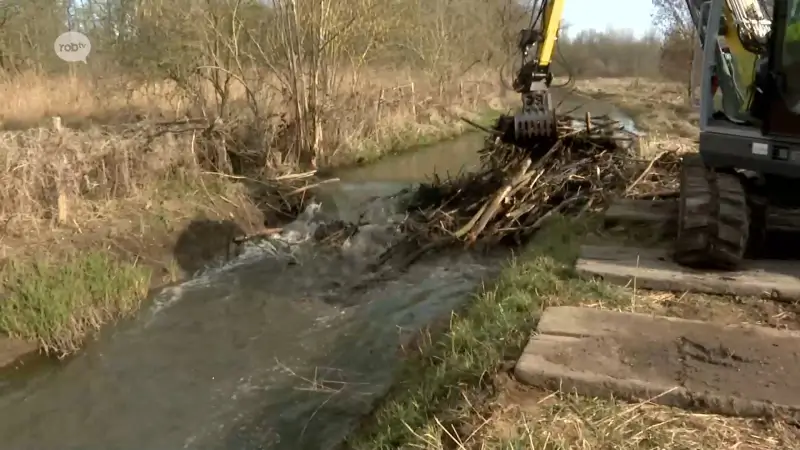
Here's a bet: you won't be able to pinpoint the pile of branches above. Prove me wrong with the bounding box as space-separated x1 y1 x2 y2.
378 114 679 267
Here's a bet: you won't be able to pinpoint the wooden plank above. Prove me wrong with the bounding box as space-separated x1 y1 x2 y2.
603 198 676 225
515 306 800 419
576 245 800 301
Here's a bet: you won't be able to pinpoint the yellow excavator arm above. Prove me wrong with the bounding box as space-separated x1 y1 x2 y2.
536 0 566 69
503 0 565 146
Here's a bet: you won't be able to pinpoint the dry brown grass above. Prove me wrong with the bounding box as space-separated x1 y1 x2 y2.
0 65 515 261
446 386 798 450
572 77 699 139
0 67 513 154
0 65 515 260
570 77 700 160
0 124 258 257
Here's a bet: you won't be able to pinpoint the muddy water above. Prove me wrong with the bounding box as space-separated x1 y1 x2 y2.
0 90 631 449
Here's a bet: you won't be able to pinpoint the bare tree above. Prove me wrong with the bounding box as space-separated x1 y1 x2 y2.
653 0 696 95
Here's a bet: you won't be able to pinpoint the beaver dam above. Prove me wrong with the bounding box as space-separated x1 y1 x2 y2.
340 114 681 269
233 113 682 268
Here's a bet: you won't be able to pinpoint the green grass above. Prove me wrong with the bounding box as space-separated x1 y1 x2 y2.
0 251 152 356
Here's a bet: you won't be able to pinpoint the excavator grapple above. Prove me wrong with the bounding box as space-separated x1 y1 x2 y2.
512 88 557 145
494 86 557 150
494 0 562 149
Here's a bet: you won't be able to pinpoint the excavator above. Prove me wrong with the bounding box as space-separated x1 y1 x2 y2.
500 0 800 270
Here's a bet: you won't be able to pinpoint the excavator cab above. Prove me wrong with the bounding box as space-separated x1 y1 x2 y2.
692 0 800 174
675 0 800 270
755 0 800 137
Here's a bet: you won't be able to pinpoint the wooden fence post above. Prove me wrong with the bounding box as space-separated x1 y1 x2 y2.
376 88 385 120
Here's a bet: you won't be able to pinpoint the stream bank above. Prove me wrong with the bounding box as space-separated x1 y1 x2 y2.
0 104 511 368
0 87 637 450
0 129 507 450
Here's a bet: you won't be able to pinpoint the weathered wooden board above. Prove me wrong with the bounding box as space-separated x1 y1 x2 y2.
515 306 800 419
603 198 677 225
576 245 800 301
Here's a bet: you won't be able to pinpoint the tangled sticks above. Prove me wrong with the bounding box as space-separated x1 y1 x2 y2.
374 114 680 269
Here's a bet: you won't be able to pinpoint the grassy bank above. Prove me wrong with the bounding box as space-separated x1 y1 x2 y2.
0 252 151 355
347 217 800 449
347 107 507 167
0 67 514 358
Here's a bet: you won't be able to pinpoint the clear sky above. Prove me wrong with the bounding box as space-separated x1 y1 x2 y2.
562 0 656 37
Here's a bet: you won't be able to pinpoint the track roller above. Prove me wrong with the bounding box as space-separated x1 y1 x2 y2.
674 154 750 270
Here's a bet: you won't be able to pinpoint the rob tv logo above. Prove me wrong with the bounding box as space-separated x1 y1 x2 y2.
59 42 87 52
53 31 92 63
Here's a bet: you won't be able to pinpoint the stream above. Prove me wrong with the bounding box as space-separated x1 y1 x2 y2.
0 90 636 449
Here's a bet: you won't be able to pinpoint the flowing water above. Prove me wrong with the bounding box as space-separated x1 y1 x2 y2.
0 91 635 449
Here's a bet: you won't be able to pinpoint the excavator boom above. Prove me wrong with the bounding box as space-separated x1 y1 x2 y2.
535 0 565 68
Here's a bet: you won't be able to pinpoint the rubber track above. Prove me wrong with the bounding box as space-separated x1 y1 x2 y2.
674 155 750 270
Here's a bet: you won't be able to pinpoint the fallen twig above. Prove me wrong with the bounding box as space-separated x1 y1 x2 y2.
287 178 340 196
460 116 503 135
625 150 667 195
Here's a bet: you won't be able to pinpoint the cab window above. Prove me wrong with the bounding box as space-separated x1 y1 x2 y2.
781 0 800 109
784 0 800 62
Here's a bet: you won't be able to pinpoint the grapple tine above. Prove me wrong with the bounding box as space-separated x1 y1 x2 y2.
514 88 557 143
